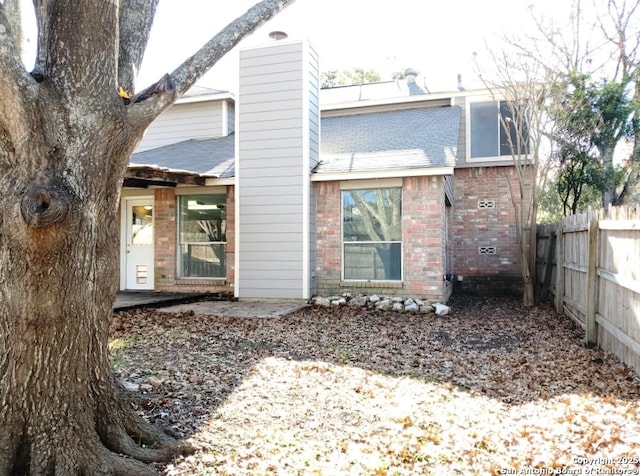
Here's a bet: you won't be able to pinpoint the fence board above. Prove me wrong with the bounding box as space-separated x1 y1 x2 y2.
537 205 640 374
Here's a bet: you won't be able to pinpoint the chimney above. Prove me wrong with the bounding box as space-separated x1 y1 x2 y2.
235 39 319 300
457 73 465 91
268 30 288 41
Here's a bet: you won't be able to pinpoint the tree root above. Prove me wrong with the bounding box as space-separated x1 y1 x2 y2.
105 450 161 476
0 381 194 475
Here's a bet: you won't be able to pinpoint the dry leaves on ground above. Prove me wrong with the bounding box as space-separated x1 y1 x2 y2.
109 296 640 475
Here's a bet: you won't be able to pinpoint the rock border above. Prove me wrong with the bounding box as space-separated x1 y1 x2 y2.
310 293 451 315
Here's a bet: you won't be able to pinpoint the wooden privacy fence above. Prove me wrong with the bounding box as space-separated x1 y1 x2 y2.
536 205 640 374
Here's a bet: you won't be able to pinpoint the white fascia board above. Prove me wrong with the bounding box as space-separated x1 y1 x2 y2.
320 87 495 113
310 167 454 182
176 92 235 105
204 177 235 186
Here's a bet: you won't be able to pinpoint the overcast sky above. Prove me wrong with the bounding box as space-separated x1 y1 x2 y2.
136 0 572 93
18 0 574 94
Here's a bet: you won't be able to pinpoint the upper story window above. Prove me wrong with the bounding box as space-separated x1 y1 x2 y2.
469 100 528 160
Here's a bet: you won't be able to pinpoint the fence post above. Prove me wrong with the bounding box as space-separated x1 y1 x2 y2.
554 222 564 314
585 218 599 346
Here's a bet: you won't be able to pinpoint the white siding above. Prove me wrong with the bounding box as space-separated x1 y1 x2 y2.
236 40 319 299
135 100 229 152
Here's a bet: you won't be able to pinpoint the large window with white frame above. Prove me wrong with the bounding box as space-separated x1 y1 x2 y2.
178 194 227 279
342 187 402 281
469 100 528 160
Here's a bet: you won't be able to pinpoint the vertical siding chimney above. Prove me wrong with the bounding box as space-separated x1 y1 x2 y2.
235 40 319 299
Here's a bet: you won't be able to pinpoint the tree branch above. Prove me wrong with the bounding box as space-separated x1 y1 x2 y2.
33 0 118 98
117 0 160 92
2 0 21 51
126 0 297 128
0 4 36 157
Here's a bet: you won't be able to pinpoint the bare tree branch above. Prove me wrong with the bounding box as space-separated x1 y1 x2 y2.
117 0 160 92
127 0 297 128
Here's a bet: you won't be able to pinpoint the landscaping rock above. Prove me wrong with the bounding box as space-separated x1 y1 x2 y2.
376 299 393 311
314 296 331 307
349 295 368 306
310 293 452 315
405 302 419 312
434 303 451 315
420 304 435 314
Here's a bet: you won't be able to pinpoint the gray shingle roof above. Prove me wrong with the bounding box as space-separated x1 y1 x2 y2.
317 106 460 174
129 135 235 178
128 106 460 179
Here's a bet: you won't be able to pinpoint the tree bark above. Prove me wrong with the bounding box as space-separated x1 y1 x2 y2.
0 0 297 473
0 78 177 474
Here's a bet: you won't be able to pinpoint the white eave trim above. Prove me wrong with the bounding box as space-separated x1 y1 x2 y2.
310 166 454 182
204 177 235 186
176 92 235 105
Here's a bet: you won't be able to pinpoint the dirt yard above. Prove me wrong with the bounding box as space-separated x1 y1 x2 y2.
109 296 640 475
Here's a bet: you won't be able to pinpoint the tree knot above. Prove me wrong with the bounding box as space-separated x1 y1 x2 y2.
20 183 71 228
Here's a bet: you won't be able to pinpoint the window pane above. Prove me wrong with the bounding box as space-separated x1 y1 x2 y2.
179 195 227 243
181 243 226 278
131 205 153 245
499 101 528 156
179 194 227 278
470 102 499 158
342 188 401 242
344 243 401 280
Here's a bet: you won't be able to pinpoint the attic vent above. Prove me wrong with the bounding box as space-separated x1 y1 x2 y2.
478 246 497 255
478 200 496 209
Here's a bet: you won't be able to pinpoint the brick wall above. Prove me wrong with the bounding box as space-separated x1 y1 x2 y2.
402 176 450 300
316 181 342 294
452 166 523 281
315 177 451 301
152 186 234 294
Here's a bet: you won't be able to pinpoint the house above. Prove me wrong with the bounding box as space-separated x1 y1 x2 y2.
122 39 526 302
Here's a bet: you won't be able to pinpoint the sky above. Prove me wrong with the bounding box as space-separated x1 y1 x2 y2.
17 0 573 94
134 0 569 93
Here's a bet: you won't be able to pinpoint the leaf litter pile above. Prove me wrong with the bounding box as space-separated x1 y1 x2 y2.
110 296 640 475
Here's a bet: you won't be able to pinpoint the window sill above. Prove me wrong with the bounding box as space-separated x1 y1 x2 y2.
176 278 227 285
340 281 403 289
466 155 513 162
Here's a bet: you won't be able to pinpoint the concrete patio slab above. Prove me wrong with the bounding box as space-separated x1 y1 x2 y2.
155 300 308 318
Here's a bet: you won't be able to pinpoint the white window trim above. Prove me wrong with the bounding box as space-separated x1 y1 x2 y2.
177 194 228 280
340 187 403 282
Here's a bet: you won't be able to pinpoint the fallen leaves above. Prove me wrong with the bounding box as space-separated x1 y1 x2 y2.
109 296 640 475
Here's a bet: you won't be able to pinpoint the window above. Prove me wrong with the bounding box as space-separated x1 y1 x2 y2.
178 194 227 278
342 188 402 281
469 100 528 159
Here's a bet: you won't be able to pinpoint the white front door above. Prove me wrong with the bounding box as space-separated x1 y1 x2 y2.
123 198 154 290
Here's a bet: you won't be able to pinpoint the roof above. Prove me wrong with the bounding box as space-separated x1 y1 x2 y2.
129 135 235 178
127 106 460 182
316 106 460 174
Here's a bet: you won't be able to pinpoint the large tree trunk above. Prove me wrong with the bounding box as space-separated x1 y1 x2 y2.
0 92 178 475
0 1 296 473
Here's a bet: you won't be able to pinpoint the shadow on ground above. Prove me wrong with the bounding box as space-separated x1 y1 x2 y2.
110 294 640 447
